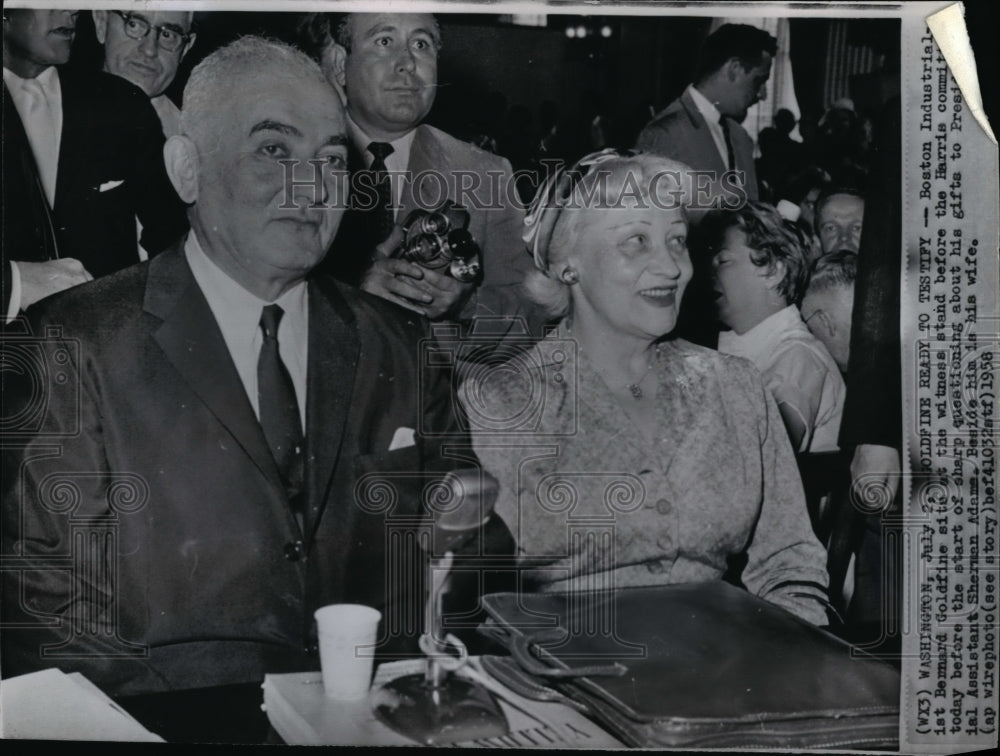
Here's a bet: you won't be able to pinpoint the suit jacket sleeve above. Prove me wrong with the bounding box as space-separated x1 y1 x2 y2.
636 117 675 157
1 308 156 687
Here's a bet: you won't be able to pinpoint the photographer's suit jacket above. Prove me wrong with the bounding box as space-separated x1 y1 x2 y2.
1 69 188 313
327 123 547 337
636 89 760 203
1 244 510 697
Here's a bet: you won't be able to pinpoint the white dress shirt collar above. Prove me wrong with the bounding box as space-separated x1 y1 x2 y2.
184 232 309 429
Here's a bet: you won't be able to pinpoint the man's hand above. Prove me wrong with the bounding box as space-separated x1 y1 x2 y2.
850 444 901 513
18 259 93 309
360 225 475 319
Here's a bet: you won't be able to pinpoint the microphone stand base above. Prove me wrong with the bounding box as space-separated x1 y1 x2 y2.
373 673 508 746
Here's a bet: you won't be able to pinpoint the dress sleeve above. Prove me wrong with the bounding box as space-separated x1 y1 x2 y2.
740 365 831 625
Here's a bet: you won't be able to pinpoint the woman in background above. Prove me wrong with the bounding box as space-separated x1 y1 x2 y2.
459 150 829 626
706 201 845 453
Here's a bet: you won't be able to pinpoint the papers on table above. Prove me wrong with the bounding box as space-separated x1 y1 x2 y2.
1 668 164 741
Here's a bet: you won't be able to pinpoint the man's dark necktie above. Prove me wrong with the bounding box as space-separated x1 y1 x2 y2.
367 141 395 248
719 115 736 172
257 305 305 522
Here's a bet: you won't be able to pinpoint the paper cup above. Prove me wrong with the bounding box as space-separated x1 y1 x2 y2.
313 604 382 700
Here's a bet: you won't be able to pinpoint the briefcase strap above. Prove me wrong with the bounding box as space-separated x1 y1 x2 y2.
509 631 628 680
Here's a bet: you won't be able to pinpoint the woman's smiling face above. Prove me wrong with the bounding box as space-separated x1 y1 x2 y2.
563 203 692 342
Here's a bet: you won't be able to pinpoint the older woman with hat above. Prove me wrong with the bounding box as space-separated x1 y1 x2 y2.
459 150 829 625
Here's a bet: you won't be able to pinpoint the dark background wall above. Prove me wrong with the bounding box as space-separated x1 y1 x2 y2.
74 8 997 161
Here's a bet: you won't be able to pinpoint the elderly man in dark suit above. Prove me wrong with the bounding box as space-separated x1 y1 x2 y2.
1 8 188 318
313 12 546 339
636 23 776 206
1 36 508 740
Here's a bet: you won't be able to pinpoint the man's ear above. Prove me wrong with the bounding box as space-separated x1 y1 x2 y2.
725 57 744 82
762 258 787 289
164 135 199 204
321 41 348 89
92 10 108 45
179 32 197 63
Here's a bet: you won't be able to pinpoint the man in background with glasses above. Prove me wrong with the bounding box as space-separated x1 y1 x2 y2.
2 8 188 318
92 9 196 137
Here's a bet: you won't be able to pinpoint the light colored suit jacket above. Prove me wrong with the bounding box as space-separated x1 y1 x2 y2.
636 89 760 204
459 327 829 625
331 123 548 338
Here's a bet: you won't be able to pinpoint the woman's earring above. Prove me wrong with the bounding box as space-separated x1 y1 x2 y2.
560 267 580 285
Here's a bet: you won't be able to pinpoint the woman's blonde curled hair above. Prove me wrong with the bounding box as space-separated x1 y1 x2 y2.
521 149 694 319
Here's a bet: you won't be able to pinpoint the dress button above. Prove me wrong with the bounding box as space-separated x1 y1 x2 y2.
646 561 666 574
304 643 318 656
657 535 672 550
284 541 303 562
656 499 671 514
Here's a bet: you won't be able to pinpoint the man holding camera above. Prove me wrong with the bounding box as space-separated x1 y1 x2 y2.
2 37 511 740
315 12 546 337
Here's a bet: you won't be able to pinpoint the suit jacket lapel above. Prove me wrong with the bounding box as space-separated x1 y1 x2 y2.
400 125 447 218
302 275 360 541
679 91 728 175
53 67 81 214
144 247 285 494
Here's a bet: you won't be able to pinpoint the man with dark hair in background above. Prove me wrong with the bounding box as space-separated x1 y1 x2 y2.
636 23 776 350
637 23 777 204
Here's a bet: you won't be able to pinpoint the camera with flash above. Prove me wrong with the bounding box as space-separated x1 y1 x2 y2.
393 202 483 284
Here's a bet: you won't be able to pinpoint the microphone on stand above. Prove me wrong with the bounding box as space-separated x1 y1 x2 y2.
424 470 498 685
427 468 498 555
373 469 509 745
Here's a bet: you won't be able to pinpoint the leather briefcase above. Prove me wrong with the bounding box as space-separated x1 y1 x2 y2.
478 582 900 749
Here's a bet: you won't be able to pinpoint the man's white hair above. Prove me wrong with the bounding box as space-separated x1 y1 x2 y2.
180 36 331 152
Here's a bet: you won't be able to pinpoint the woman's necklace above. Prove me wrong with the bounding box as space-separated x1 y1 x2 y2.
564 322 661 400
626 346 660 399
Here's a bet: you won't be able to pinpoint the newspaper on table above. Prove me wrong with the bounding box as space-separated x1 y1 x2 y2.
0 1 997 753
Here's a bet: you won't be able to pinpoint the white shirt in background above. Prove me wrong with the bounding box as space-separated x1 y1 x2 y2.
718 304 845 453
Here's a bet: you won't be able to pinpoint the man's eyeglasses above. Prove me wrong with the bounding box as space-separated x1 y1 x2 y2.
112 11 191 53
